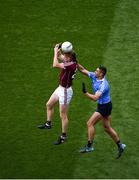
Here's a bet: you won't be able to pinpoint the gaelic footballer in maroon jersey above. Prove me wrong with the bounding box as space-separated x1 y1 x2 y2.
38 42 78 145
59 61 77 88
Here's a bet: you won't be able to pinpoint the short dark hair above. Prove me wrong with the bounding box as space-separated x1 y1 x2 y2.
98 65 107 76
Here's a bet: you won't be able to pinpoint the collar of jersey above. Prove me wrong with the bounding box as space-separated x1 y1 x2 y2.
64 61 75 66
96 77 105 82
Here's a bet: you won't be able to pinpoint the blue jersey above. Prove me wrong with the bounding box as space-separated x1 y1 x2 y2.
88 72 111 104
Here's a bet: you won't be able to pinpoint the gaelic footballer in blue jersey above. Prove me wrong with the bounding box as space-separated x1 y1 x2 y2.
78 64 126 158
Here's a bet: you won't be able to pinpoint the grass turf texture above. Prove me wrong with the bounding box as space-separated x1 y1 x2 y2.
0 0 139 178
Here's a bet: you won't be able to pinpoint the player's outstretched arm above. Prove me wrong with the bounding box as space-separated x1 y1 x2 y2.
53 44 64 69
77 63 89 76
82 82 101 101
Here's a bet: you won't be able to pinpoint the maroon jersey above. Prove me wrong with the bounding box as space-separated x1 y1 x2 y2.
59 62 77 88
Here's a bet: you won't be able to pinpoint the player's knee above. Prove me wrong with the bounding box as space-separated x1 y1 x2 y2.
87 121 92 128
60 112 67 119
104 125 111 133
46 102 52 109
60 113 63 119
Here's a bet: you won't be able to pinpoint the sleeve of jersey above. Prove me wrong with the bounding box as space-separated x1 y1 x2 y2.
88 72 95 79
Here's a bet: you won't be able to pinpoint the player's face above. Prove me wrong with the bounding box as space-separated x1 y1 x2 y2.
63 53 72 62
95 68 102 78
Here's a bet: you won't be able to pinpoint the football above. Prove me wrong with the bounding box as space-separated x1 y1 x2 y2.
61 41 73 53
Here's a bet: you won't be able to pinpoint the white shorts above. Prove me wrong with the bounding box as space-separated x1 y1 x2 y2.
53 85 73 105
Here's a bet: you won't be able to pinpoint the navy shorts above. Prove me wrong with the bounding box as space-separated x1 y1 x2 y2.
96 101 112 117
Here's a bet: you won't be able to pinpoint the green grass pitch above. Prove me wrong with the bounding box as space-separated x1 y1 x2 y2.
0 0 139 178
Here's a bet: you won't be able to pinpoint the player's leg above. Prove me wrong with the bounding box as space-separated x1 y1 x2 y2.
102 116 119 142
87 112 102 143
38 91 59 129
54 87 72 145
102 116 126 158
54 104 69 145
59 104 69 134
80 112 102 153
46 93 59 123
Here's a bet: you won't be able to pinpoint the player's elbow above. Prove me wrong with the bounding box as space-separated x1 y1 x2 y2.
89 96 97 101
93 96 99 101
93 92 101 101
93 98 97 101
53 63 58 68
